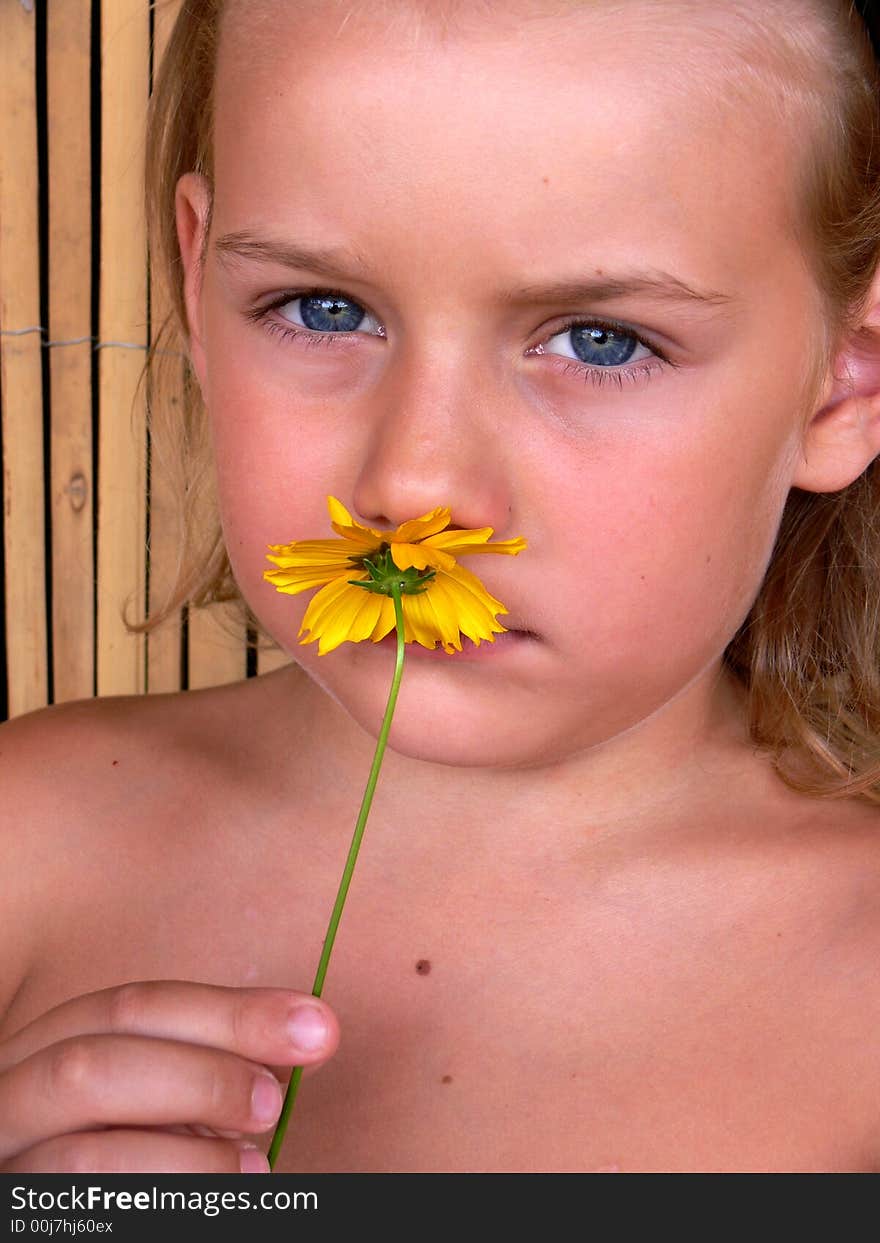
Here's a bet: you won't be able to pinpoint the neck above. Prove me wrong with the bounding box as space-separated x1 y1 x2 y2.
262 655 763 864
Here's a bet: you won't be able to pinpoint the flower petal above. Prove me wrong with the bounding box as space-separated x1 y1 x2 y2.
326 496 385 547
401 589 445 649
298 576 380 653
325 586 385 650
263 565 349 594
421 526 494 549
391 506 452 544
267 539 364 564
432 563 510 644
424 530 528 557
368 594 399 643
390 541 457 573
412 576 464 651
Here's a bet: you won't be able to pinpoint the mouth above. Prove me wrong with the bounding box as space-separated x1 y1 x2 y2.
377 626 540 660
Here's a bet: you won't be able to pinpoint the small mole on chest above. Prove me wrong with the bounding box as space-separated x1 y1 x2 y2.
415 958 431 975
441 1074 453 1085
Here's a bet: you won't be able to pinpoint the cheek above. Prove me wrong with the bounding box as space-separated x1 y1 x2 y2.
546 413 796 669
200 307 348 602
205 397 334 642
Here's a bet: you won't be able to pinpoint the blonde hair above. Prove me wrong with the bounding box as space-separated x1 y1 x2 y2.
142 0 880 803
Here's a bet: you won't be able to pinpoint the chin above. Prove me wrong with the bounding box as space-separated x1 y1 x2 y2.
334 671 576 772
386 726 525 770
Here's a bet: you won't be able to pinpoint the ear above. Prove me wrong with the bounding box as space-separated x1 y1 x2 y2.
174 171 212 392
792 265 880 493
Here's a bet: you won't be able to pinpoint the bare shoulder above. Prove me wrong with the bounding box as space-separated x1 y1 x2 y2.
799 794 880 919
0 673 295 1015
770 791 880 972
0 679 255 823
0 665 303 819
794 794 880 1170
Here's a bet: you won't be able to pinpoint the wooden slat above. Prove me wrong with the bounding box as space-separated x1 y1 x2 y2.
145 0 184 694
97 0 150 696
257 644 292 675
0 1 49 717
188 602 247 690
48 0 94 704
150 0 249 694
144 358 185 693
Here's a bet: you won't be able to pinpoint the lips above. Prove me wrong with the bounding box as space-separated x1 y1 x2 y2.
377 626 538 659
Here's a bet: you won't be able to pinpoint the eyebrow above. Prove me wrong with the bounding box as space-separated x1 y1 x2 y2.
504 272 737 309
215 233 374 280
214 231 736 309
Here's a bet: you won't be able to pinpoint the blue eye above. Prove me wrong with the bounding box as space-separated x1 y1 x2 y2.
256 290 385 341
531 317 673 389
288 293 369 334
570 325 639 366
544 322 651 368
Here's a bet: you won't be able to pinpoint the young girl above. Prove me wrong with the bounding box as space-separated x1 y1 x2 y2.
2 0 880 1174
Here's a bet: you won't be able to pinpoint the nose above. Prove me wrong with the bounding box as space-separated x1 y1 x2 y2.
350 345 515 533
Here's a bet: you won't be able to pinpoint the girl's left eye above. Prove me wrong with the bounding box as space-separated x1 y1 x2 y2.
249 290 673 389
250 290 385 343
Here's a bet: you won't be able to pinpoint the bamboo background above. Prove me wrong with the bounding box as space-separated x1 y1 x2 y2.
0 0 288 721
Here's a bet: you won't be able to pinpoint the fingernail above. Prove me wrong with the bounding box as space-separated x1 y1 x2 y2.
240 1145 270 1174
251 1073 282 1126
288 1004 328 1052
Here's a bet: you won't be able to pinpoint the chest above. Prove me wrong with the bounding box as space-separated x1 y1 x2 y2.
14 844 874 1173
266 892 868 1172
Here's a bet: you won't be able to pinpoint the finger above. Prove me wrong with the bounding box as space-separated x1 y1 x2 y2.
3 1128 268 1174
0 1033 284 1163
0 981 339 1072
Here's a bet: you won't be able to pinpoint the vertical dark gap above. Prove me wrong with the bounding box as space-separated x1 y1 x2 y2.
181 604 190 690
144 1 156 692
246 627 258 679
90 0 101 697
35 0 53 706
0 348 7 723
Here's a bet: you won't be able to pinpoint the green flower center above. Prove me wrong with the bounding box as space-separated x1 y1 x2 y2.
348 548 436 596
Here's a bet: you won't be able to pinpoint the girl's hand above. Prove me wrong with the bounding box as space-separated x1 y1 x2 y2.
0 981 339 1172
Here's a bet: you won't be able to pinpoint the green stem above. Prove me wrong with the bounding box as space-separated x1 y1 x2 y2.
267 585 407 1170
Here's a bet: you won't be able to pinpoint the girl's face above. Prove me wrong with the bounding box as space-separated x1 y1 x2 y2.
179 0 828 771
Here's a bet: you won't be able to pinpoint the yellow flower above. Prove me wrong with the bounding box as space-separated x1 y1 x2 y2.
264 496 527 655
